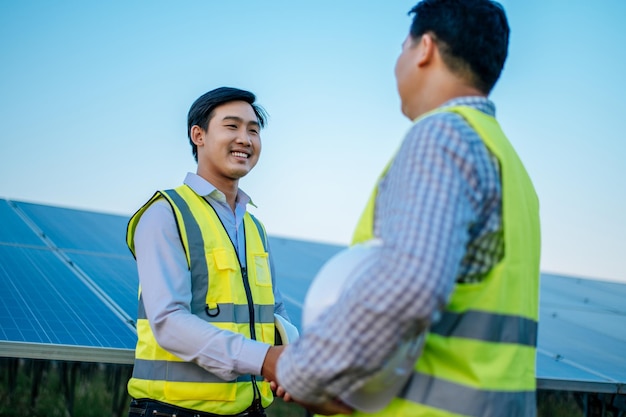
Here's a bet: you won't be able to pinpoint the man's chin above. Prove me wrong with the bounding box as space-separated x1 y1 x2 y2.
228 168 252 180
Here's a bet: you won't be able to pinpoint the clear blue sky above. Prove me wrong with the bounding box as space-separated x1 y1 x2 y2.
1 1 624 283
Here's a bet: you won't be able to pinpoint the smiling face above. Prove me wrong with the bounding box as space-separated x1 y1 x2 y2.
191 100 261 187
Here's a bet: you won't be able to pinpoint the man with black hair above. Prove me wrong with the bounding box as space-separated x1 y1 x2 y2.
126 87 290 417
274 1 541 416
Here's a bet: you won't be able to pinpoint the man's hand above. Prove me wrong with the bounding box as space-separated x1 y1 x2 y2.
264 346 352 415
274 384 353 415
288 397 353 415
261 345 284 383
298 400 353 416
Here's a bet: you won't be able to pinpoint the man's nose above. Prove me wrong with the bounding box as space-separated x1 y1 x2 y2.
237 132 253 145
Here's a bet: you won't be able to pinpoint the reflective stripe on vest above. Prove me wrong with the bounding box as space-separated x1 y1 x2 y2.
432 310 537 346
126 185 275 415
137 295 276 324
351 106 540 417
132 359 260 383
399 374 536 417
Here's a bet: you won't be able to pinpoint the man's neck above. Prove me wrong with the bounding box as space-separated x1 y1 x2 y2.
221 186 239 212
409 72 486 120
196 169 239 211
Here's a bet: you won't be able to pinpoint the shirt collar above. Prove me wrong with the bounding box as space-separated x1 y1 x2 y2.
439 96 496 117
183 172 257 208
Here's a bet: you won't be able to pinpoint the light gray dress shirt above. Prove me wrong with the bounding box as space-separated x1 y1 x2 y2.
133 172 288 381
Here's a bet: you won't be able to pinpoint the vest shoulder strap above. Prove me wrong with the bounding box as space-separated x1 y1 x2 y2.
247 213 268 252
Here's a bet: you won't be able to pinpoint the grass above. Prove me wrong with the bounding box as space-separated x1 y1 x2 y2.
1 359 131 417
0 358 307 417
2 358 598 417
538 390 584 417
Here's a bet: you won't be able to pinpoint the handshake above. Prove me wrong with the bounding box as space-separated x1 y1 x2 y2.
261 344 354 416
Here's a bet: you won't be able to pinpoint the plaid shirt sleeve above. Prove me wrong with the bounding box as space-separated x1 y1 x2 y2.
276 109 500 403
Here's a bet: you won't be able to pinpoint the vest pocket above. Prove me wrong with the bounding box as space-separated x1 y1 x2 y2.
210 248 239 301
259 323 275 345
253 253 271 286
212 248 238 271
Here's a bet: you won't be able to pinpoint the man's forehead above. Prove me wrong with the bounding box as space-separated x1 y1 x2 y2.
213 101 258 121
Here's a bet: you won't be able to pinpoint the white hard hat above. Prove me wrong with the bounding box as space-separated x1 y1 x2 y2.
303 239 425 413
274 313 299 345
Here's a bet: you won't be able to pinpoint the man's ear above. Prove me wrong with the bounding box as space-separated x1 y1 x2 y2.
417 33 437 66
190 125 205 146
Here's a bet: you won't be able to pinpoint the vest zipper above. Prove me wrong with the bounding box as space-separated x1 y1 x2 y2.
240 266 257 340
240 242 262 408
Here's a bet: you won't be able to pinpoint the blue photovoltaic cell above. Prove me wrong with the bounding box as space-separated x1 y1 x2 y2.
536 352 613 384
15 201 130 256
538 273 626 385
540 307 626 350
538 312 626 382
66 252 139 319
0 245 136 348
0 199 45 246
540 273 626 314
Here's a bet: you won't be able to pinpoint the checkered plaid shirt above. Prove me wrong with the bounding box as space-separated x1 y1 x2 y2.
277 96 503 403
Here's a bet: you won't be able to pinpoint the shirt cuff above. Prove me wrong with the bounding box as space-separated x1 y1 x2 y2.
236 339 271 376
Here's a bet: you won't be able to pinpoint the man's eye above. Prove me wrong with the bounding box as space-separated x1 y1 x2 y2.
226 124 237 129
249 129 259 134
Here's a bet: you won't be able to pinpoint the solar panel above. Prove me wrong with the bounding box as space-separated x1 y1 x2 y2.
0 198 136 364
0 199 44 246
15 200 130 256
65 252 138 320
1 198 625 396
540 273 626 315
537 273 626 393
0 245 136 348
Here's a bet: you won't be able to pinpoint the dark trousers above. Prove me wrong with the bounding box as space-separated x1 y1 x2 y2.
128 399 267 417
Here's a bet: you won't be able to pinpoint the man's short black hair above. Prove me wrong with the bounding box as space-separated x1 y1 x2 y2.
187 87 268 162
409 0 510 94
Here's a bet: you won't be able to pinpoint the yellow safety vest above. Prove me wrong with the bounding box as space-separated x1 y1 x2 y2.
126 185 276 415
351 106 540 417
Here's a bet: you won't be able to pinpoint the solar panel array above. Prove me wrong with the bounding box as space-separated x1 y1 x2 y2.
0 199 136 363
537 273 626 393
1 198 624 394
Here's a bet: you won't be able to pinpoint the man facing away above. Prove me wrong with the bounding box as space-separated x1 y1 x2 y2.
126 87 289 417
274 1 541 416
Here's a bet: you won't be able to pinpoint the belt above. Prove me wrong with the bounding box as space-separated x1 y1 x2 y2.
129 399 266 417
